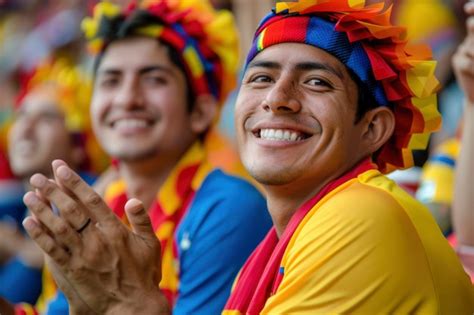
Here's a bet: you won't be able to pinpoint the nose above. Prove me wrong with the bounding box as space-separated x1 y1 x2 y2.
15 113 37 136
262 77 301 113
113 77 145 109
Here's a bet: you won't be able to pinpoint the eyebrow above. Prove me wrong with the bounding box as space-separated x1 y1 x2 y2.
97 65 175 76
247 60 281 70
295 62 344 80
247 60 344 79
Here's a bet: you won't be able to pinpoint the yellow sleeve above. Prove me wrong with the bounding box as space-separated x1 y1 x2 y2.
416 138 460 204
261 180 471 314
34 266 57 313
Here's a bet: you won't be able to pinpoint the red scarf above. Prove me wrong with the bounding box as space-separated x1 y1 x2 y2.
104 142 212 306
224 159 375 314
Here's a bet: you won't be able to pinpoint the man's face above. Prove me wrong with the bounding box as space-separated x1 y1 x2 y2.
235 43 368 188
8 85 73 179
91 37 196 163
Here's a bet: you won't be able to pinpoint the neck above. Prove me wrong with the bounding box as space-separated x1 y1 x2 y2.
264 158 368 237
264 177 332 237
118 156 177 210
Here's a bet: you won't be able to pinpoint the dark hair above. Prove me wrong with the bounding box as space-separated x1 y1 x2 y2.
347 68 387 124
92 10 195 111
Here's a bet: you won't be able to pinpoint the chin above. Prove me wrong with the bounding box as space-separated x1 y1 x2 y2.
11 165 41 180
245 163 298 186
110 147 159 163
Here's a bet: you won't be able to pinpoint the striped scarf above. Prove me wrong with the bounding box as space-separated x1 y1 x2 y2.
104 142 212 305
223 159 375 315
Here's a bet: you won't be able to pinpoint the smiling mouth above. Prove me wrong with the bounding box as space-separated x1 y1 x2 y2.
255 128 311 142
110 118 154 129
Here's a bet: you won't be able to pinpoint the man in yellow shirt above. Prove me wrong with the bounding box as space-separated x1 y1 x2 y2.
19 0 474 314
226 0 473 313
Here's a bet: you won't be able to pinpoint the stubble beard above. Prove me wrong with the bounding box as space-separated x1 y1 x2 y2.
107 146 159 163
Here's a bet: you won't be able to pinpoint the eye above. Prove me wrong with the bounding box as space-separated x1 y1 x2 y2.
143 75 167 85
98 77 120 89
37 111 63 123
305 78 332 88
252 75 272 83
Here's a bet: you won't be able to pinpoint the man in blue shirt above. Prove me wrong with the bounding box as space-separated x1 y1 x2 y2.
17 1 271 314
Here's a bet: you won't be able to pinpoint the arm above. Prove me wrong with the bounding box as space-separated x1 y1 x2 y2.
22 160 169 315
415 148 458 235
452 2 474 256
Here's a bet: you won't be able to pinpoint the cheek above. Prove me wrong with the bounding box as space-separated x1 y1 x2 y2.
90 98 106 126
234 91 256 130
44 124 70 145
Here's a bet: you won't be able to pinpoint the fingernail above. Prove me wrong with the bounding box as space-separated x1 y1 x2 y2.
23 192 39 205
52 159 66 171
22 217 37 230
57 166 71 180
30 174 46 187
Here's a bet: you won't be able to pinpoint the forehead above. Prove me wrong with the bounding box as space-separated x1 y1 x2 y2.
19 84 62 114
98 37 173 72
248 43 349 78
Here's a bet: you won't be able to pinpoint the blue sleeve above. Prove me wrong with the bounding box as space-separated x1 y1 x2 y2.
0 257 42 304
174 171 272 315
44 291 69 315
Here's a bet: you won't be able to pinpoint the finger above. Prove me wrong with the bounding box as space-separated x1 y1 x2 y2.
465 1 474 15
23 216 70 267
454 52 474 74
52 160 78 200
467 15 474 36
30 174 92 232
23 191 82 250
124 198 156 241
53 162 118 226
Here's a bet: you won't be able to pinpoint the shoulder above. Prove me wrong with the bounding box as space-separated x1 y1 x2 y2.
198 169 264 199
182 169 270 233
288 172 432 265
309 172 415 227
194 169 267 215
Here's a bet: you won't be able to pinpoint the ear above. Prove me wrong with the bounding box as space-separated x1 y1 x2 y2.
190 94 218 135
359 106 395 155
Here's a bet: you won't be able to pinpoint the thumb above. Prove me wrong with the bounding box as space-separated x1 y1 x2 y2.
124 198 155 240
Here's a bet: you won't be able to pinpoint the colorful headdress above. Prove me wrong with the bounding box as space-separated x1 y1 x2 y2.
246 0 441 173
81 0 240 104
15 59 108 174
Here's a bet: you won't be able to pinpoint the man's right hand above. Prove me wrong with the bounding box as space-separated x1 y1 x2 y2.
23 160 170 315
453 1 474 104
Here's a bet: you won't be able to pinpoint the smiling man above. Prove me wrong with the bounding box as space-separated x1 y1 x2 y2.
18 1 271 315
223 1 474 314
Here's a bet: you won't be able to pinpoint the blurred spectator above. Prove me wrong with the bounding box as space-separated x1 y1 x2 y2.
0 58 107 308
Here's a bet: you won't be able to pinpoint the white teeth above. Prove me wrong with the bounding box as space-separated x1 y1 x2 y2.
113 118 149 129
259 128 304 141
